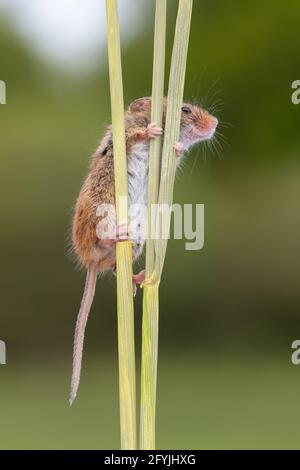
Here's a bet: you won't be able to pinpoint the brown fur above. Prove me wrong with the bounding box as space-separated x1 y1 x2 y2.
72 96 217 271
72 98 153 271
70 97 218 404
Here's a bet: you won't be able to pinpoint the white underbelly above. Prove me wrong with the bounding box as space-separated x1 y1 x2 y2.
127 142 149 259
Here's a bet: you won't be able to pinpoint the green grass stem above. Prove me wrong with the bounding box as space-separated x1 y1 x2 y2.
106 0 136 450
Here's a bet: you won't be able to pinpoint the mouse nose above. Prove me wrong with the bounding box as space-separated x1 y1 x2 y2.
211 116 219 129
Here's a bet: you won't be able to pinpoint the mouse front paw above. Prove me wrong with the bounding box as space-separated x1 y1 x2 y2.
174 142 185 158
146 123 163 140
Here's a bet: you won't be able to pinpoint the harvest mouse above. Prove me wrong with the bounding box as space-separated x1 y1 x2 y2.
70 97 218 404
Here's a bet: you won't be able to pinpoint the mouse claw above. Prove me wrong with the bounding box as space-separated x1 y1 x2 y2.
174 142 185 158
146 123 163 140
132 270 145 297
98 223 129 248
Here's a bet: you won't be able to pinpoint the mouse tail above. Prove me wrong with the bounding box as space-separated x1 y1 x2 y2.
69 263 97 405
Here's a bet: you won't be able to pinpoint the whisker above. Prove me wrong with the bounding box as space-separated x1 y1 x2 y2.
217 121 233 130
202 77 222 107
215 130 229 146
208 101 225 115
189 150 199 175
207 89 223 106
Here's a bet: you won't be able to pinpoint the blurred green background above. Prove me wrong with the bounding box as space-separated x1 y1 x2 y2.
1 0 300 449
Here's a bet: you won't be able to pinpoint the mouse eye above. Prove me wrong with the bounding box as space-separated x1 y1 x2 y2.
182 106 191 114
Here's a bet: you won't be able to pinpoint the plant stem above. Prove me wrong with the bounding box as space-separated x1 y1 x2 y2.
145 0 167 278
140 283 160 449
106 0 136 450
140 0 167 450
155 0 194 279
140 0 193 450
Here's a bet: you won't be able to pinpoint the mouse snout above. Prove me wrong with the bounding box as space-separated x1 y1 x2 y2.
192 111 219 142
199 113 218 135
210 116 219 129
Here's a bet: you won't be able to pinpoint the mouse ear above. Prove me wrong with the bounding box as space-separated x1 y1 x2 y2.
129 97 151 113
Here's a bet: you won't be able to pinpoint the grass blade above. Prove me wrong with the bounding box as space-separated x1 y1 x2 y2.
155 0 193 278
106 0 136 450
140 0 167 450
140 0 193 450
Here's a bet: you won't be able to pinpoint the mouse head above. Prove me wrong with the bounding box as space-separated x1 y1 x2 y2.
129 97 152 116
129 97 218 147
179 102 218 148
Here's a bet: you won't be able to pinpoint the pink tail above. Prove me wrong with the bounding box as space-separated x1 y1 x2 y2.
69 264 97 405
